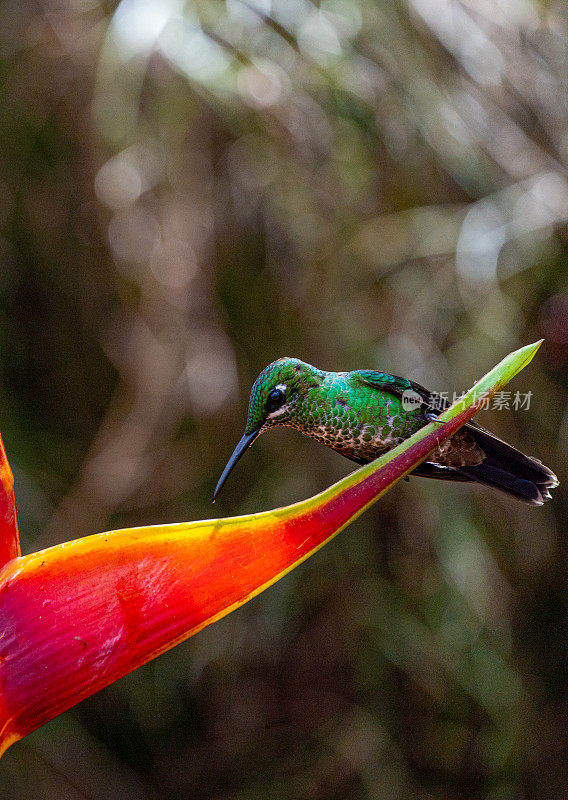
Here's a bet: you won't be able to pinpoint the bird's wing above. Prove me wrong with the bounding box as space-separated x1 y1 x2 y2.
349 370 449 411
352 370 500 430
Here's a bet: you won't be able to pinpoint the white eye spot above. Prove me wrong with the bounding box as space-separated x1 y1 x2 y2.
267 403 289 419
275 383 286 392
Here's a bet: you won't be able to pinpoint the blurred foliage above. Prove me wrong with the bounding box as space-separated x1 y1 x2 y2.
1 0 567 798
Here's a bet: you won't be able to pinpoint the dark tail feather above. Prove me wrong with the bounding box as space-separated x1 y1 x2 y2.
458 423 558 505
412 423 558 505
412 462 475 482
457 463 551 504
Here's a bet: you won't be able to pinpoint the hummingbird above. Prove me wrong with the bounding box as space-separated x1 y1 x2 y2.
213 357 558 505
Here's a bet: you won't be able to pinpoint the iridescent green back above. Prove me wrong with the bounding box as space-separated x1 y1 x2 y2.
290 370 423 461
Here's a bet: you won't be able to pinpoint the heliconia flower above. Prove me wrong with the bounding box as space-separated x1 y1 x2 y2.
0 436 19 566
0 342 543 756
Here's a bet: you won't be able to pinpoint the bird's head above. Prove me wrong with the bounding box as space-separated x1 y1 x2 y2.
213 358 324 500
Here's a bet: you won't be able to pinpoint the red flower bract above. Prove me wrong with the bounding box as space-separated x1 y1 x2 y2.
0 342 543 756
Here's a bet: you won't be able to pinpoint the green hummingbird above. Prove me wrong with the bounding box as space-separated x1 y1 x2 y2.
214 357 558 504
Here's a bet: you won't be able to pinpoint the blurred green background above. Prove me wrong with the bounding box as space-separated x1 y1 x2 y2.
1 0 567 797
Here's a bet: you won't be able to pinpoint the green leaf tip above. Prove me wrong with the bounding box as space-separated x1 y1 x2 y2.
496 339 542 385
440 340 544 420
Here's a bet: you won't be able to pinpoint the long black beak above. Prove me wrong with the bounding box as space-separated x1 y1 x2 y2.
213 429 261 501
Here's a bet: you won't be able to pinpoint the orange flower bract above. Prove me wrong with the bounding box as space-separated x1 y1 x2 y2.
0 342 543 756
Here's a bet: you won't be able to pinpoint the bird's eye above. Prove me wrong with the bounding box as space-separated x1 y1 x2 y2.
266 387 285 412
